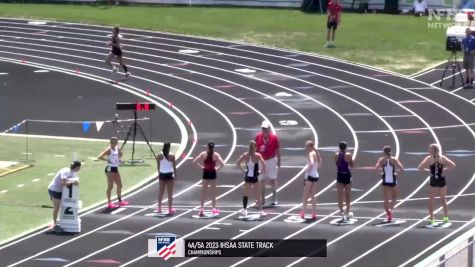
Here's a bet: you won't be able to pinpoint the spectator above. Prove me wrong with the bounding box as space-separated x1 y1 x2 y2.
413 0 428 16
462 28 475 86
325 0 342 48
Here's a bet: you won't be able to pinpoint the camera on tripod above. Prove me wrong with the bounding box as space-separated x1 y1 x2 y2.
446 36 462 52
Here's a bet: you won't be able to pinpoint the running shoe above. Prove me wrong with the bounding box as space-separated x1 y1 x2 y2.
199 208 205 217
118 201 129 207
242 209 248 217
347 212 354 219
340 211 347 222
260 210 267 218
443 216 450 223
311 213 317 220
125 71 131 78
324 42 331 48
427 219 437 227
212 208 220 215
299 211 305 219
168 208 176 215
107 202 118 209
53 224 63 233
156 208 162 214
271 200 278 206
112 66 118 73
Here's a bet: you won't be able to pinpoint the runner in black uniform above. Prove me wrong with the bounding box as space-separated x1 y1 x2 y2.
105 26 130 78
374 146 404 222
418 144 456 226
236 141 267 218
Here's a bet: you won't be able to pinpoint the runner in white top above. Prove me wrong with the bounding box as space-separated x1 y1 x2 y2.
47 161 81 231
236 140 267 218
156 142 177 215
98 137 127 209
300 140 321 220
374 146 404 222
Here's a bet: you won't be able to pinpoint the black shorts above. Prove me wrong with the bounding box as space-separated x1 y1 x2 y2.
382 182 397 187
337 172 352 185
105 166 119 173
306 175 319 182
112 47 122 57
327 20 338 30
48 189 62 200
203 170 217 180
159 172 174 181
430 177 446 188
245 176 259 184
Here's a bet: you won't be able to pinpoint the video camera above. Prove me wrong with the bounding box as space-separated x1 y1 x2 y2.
446 36 462 52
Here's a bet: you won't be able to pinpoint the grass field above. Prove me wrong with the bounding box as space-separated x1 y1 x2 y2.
0 3 447 74
0 134 176 242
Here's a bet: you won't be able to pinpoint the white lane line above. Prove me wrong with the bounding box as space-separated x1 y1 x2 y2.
33 69 49 73
0 190 7 194
110 208 126 215
16 184 24 188
405 87 436 90
32 179 40 182
204 227 221 230
353 123 475 133
380 115 415 118
193 184 236 188
0 72 8 75
431 70 465 85
53 154 65 157
451 86 464 93
409 65 445 78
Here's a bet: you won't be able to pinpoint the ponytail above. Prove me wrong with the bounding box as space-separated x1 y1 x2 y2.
207 141 215 161
162 142 171 159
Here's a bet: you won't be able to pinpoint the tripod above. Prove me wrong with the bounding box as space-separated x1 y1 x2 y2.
439 51 464 88
120 111 156 165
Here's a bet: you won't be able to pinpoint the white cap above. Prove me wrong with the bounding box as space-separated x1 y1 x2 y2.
261 120 271 128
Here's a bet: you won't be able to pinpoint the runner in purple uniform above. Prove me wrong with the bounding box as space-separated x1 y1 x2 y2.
334 141 354 221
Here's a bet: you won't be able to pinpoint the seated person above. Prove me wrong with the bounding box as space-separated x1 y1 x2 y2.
413 0 428 16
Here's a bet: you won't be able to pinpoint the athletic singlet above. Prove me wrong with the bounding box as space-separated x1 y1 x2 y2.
430 156 445 180
111 35 122 54
382 158 396 185
159 153 174 173
246 157 259 178
337 152 350 173
306 154 319 178
107 146 120 167
203 153 216 172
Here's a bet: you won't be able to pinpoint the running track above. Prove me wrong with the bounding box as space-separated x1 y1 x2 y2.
0 18 474 267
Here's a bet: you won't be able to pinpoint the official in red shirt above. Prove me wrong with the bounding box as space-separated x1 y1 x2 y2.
325 0 342 48
255 120 281 205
